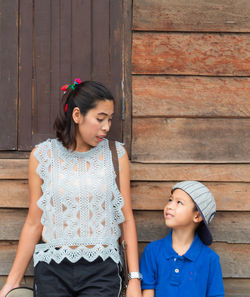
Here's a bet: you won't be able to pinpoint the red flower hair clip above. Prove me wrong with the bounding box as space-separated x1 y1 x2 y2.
61 78 82 113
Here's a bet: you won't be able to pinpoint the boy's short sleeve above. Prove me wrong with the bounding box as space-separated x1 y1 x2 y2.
140 242 158 290
207 254 225 297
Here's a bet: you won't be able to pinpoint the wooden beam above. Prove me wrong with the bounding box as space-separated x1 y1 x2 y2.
132 33 250 76
132 118 250 163
134 210 250 244
133 76 250 117
131 182 250 211
130 163 250 182
133 0 250 33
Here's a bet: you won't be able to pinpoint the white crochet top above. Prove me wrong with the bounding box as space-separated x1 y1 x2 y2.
33 138 125 266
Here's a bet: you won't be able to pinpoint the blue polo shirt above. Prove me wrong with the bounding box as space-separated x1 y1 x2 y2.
140 231 224 297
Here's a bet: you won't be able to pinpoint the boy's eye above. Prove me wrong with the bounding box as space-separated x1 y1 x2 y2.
177 201 183 205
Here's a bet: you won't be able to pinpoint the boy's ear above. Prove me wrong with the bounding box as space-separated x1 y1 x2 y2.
193 211 203 223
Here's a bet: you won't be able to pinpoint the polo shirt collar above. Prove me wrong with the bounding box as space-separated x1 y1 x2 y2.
163 230 203 262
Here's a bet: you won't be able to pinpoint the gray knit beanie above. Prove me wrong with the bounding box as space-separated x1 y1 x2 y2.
171 181 216 245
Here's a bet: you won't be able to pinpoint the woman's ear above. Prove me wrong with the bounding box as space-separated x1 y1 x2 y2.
193 211 203 223
72 107 81 124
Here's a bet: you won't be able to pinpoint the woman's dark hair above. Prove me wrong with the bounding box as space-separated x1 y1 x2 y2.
54 80 114 150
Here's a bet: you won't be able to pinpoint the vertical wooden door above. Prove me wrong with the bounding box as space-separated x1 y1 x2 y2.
0 0 123 151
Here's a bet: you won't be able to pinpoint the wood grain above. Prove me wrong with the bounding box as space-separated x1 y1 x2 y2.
130 163 250 182
131 182 250 211
133 0 250 32
0 159 28 179
134 210 250 244
0 242 33 275
1 209 249 244
0 180 29 208
132 118 250 162
133 76 250 117
132 33 250 76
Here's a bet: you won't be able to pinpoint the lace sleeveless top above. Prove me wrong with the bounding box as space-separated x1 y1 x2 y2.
33 138 125 266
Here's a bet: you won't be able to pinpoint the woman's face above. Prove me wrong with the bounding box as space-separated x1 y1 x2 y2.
72 100 114 151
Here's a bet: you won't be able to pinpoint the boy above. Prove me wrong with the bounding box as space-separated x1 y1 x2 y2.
139 181 225 297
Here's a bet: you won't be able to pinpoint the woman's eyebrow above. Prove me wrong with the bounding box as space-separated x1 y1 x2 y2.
97 112 114 116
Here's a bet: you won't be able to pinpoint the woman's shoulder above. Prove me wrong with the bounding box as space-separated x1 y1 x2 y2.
114 140 126 159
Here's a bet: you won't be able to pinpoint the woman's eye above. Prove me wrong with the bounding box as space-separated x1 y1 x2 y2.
97 118 104 122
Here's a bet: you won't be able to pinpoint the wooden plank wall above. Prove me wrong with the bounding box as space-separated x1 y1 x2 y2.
131 1 250 296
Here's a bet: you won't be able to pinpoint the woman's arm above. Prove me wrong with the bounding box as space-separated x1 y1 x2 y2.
119 149 142 297
0 149 43 297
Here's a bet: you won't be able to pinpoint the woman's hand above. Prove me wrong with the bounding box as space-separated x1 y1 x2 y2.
126 279 142 297
0 283 18 297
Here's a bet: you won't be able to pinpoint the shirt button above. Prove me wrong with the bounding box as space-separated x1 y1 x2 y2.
174 258 176 261
175 268 179 273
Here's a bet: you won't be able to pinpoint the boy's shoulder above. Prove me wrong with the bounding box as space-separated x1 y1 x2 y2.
144 236 169 256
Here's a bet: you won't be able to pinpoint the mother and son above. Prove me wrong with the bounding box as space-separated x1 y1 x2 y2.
0 80 224 297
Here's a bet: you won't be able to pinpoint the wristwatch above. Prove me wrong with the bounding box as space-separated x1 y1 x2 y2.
128 272 143 280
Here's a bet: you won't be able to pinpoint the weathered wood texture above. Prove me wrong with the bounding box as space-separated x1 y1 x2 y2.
133 0 250 32
1 179 249 211
2 0 123 151
131 182 250 211
132 118 250 162
0 159 28 179
2 160 250 181
133 76 250 117
132 33 250 76
1 209 250 244
0 0 18 150
0 243 34 275
130 0 250 293
130 163 250 182
134 210 250 244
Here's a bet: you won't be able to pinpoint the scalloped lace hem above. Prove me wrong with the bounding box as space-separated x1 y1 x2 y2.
33 243 122 266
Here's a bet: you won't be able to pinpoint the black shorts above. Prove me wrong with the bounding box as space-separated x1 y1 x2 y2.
34 257 122 297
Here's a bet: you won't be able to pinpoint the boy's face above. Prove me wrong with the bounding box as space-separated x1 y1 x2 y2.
164 189 201 230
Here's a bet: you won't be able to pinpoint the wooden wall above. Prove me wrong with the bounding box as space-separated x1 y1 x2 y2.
131 0 250 296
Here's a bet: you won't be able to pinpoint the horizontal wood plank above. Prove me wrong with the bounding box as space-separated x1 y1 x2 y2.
0 210 27 240
1 161 250 182
133 76 250 117
0 159 28 179
130 162 250 182
135 210 250 244
0 276 34 289
132 33 250 76
132 118 250 163
0 241 249 279
2 179 248 211
131 182 250 211
133 0 250 32
130 163 250 182
0 180 29 208
224 279 250 297
0 242 34 275
1 209 249 244
138 242 250 278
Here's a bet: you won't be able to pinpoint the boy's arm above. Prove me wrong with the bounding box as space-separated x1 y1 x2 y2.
142 289 155 297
